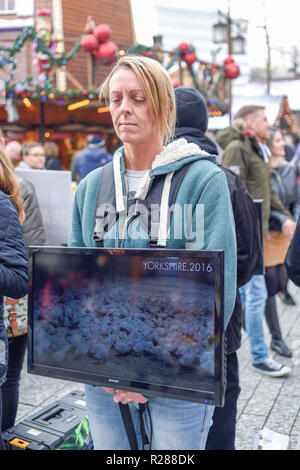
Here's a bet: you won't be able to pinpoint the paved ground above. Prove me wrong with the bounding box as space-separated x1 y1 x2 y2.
14 281 300 450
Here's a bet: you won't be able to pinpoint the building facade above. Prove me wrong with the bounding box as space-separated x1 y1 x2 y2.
0 0 135 89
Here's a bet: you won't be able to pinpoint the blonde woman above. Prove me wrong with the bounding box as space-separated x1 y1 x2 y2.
0 146 28 450
69 55 237 450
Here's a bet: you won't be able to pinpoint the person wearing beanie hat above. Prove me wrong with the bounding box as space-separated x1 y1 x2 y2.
74 135 112 183
174 87 218 155
174 86 262 450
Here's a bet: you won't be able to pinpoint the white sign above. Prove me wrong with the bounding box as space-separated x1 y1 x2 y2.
15 169 73 246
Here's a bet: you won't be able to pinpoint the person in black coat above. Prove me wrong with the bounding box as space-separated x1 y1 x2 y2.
174 87 262 450
285 217 300 286
0 146 28 450
262 128 300 358
1 175 46 433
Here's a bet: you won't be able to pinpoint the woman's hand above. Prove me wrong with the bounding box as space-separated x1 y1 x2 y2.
102 387 148 404
282 219 296 240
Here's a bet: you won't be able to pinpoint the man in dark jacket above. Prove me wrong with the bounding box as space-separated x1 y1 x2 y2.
217 106 295 378
174 87 262 450
74 135 112 183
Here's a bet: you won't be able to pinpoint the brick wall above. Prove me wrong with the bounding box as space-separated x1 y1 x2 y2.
62 0 135 89
35 0 52 10
0 0 135 89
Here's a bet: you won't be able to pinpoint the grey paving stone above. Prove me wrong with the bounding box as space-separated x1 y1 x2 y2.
235 413 266 450
13 283 300 451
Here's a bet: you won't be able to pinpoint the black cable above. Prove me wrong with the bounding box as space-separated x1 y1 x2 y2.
146 402 153 450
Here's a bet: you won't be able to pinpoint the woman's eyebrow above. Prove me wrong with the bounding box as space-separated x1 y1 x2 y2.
110 88 144 94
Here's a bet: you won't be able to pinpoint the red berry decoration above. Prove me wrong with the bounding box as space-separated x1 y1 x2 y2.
184 52 197 66
97 41 118 65
178 42 189 54
80 34 99 52
224 55 234 65
94 24 112 43
225 62 240 79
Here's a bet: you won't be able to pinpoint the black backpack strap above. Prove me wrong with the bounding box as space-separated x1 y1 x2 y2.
93 161 117 247
119 403 138 450
119 403 151 450
148 162 193 247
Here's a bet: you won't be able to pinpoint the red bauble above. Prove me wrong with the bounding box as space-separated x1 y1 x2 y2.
94 24 112 43
224 55 234 65
184 52 197 66
225 62 240 79
96 41 118 65
178 42 189 54
80 34 99 52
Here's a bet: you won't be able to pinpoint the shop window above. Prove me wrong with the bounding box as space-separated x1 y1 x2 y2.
0 0 15 12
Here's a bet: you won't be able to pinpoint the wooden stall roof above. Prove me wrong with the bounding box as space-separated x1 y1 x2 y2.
0 101 113 132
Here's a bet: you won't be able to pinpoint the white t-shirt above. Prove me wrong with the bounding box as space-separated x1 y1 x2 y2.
125 168 149 199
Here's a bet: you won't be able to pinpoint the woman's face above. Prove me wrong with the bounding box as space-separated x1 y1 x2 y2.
109 67 159 146
270 131 285 157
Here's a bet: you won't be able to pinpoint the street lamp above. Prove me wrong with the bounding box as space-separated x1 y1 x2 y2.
213 10 246 55
212 9 246 122
213 21 228 44
231 34 245 55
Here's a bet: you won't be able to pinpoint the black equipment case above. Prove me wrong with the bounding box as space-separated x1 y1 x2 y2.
2 390 92 450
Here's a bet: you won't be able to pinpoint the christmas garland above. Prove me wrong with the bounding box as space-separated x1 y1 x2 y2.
1 26 83 102
1 27 235 115
5 81 101 104
128 43 230 116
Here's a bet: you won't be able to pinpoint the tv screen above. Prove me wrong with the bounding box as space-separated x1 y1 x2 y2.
28 247 225 406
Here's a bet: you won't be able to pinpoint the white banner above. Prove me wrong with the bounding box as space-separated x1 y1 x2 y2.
15 168 73 246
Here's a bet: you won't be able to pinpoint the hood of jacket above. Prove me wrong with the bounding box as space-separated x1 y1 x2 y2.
174 86 218 155
216 123 245 150
113 138 217 213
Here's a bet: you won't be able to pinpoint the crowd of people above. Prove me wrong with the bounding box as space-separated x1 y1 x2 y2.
0 54 300 451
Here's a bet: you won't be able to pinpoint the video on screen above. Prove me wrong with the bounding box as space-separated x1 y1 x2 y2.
32 253 218 391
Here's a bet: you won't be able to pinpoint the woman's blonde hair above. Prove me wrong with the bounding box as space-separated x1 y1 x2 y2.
0 145 25 223
101 55 176 145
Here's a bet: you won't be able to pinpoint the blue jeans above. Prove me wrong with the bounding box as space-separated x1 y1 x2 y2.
85 385 214 450
239 275 269 364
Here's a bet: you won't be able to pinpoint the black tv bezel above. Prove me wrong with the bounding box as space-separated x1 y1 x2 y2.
27 246 225 406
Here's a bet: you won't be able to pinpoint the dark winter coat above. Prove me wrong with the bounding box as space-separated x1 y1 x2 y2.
174 87 261 353
216 125 293 235
285 217 300 286
45 156 62 171
269 160 300 231
0 190 28 384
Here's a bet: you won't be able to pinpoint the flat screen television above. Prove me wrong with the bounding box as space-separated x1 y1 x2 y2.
28 247 226 406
